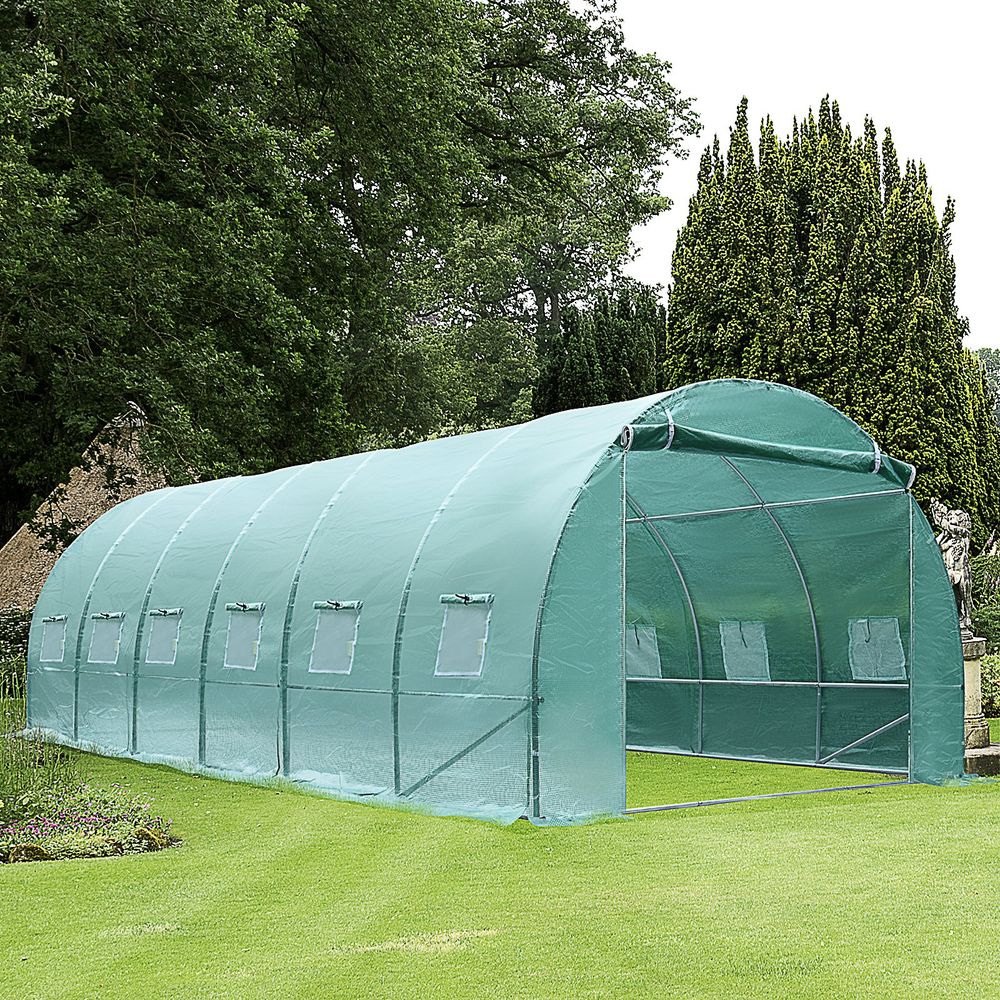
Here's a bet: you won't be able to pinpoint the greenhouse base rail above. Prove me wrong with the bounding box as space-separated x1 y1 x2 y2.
626 745 909 775
626 677 908 689
623 779 909 814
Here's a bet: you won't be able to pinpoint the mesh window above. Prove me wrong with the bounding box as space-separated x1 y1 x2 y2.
848 617 907 681
40 616 67 663
719 620 770 681
146 609 182 665
625 623 662 678
88 613 125 664
309 601 362 674
224 603 264 670
434 595 492 677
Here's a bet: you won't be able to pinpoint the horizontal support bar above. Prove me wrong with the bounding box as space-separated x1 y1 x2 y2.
624 489 907 524
109 679 527 701
626 677 908 690
286 683 386 695
398 690 529 702
626 746 909 775
290 684 527 701
623 780 909 814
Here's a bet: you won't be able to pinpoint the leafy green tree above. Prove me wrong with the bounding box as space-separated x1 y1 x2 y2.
0 0 695 543
666 97 1000 544
446 0 696 349
1 2 356 542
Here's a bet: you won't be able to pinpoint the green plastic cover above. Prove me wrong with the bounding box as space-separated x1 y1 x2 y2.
26 380 965 823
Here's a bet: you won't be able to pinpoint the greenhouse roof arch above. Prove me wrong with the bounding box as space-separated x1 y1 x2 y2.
27 379 964 822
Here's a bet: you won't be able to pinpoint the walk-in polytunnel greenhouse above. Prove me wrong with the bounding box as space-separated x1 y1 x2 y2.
27 380 965 822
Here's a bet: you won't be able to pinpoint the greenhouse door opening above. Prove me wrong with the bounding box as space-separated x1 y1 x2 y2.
621 459 914 801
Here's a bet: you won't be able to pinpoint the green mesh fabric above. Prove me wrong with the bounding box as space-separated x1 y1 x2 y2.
27 380 964 823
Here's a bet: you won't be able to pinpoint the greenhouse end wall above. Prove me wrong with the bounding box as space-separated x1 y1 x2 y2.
26 381 966 823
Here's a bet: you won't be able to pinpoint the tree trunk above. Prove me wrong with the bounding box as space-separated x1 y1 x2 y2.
549 288 562 345
530 284 551 347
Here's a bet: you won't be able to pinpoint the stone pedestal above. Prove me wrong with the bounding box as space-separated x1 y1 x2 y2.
963 637 991 750
964 744 1000 776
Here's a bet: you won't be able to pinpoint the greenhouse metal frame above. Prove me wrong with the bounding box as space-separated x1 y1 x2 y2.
27 379 965 823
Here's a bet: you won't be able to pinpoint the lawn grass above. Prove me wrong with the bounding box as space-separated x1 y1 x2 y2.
990 717 999 743
1 750 998 1000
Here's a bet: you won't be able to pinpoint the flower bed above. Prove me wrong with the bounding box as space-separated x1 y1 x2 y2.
0 782 178 864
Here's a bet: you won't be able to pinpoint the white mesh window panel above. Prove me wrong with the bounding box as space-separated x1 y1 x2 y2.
146 609 182 665
848 617 907 681
434 595 493 677
719 620 770 681
224 603 264 670
625 624 661 678
40 616 67 663
88 613 125 664
309 601 362 674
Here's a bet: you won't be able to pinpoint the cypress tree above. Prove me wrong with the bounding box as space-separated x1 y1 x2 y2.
666 98 1000 543
533 327 566 417
557 307 607 409
975 348 1000 422
534 281 664 414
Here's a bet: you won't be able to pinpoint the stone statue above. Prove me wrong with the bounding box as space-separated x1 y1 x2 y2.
930 498 974 639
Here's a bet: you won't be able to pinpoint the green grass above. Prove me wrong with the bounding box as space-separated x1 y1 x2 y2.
1 751 997 1000
990 717 999 743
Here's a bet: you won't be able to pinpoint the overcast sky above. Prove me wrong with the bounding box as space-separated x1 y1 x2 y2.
617 0 996 348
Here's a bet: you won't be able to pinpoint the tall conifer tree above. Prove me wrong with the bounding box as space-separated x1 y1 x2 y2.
533 282 664 415
666 98 1000 543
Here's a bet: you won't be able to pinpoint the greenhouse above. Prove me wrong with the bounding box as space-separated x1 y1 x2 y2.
26 379 965 823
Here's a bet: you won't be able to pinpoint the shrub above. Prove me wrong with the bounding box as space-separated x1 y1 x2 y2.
0 725 78 826
972 604 1000 655
983 655 1000 719
973 552 1000 606
0 606 29 700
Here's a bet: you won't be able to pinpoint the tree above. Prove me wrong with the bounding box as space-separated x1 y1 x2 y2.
666 97 1000 544
534 281 664 415
556 307 606 410
0 0 696 543
975 348 1000 423
0 2 358 544
404 0 696 435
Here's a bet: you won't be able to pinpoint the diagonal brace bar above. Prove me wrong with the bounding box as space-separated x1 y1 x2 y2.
818 713 910 765
400 702 530 799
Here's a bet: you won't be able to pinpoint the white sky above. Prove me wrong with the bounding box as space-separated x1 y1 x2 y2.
617 0 997 348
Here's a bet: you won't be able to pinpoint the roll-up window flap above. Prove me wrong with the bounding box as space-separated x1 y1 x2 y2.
440 593 493 606
313 600 363 611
